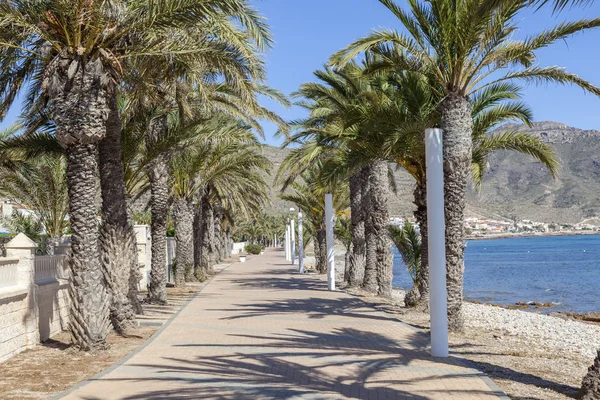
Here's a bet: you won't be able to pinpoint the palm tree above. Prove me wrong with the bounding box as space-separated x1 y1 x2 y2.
0 151 68 251
280 63 396 295
389 221 422 305
331 0 600 330
0 0 274 349
192 124 272 278
168 116 270 282
334 213 353 280
279 164 349 274
136 79 286 300
377 73 559 309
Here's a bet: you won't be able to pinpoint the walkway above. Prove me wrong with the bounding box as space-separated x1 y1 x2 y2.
60 249 506 400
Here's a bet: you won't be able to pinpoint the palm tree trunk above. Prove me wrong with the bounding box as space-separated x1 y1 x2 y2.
348 167 368 287
441 92 472 331
413 178 430 310
146 116 170 305
581 350 600 400
220 231 228 260
193 202 204 280
226 231 233 258
313 233 321 271
172 198 194 285
316 228 327 274
344 249 351 282
98 92 139 331
369 161 393 296
213 208 223 263
65 143 111 350
363 166 377 293
50 58 112 350
200 193 215 275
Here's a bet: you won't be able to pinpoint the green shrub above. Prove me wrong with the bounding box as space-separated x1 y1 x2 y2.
245 243 263 255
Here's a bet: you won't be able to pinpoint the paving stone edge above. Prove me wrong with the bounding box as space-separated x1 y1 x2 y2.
51 263 233 400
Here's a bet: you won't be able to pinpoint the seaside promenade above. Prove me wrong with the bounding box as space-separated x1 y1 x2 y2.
58 249 506 400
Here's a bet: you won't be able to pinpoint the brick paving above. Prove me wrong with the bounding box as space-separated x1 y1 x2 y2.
59 249 507 399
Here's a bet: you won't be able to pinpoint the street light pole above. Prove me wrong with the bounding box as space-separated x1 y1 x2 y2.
325 194 335 291
291 218 296 265
426 128 449 358
285 222 290 261
298 211 304 273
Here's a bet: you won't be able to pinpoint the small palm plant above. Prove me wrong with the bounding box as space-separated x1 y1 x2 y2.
334 213 353 281
0 211 44 242
389 221 422 307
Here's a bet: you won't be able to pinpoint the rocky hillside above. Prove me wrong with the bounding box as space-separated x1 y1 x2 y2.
264 121 600 224
468 121 600 224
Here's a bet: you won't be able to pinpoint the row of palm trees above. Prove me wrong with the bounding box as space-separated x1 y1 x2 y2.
234 213 287 247
276 0 600 396
0 0 283 351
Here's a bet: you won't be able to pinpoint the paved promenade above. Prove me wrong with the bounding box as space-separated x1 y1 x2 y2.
60 249 506 400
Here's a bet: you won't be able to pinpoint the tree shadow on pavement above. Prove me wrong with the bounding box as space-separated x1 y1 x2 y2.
101 327 502 400
211 296 402 323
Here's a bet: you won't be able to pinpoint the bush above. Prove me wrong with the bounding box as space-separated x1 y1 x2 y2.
245 243 263 255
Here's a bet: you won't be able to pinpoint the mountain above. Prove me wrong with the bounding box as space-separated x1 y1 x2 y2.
467 121 600 224
264 121 600 224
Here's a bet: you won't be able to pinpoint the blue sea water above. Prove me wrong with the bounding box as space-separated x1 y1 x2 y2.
392 234 600 313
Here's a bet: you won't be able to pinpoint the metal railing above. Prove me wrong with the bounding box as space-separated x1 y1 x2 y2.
0 258 19 289
34 255 66 283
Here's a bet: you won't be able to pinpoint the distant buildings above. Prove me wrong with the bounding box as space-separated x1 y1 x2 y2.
390 214 599 237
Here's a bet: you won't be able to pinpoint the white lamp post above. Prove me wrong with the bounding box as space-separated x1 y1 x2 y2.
290 208 296 265
298 211 304 273
285 223 291 261
325 194 335 291
426 128 449 358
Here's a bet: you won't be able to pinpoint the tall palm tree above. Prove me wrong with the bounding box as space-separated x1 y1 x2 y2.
376 73 559 309
331 0 600 330
280 63 396 295
192 125 272 278
0 0 273 349
279 164 349 274
169 116 270 282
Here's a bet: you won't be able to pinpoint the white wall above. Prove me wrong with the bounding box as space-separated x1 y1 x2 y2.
231 242 247 255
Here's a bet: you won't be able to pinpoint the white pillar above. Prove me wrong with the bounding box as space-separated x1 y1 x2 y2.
285 224 291 261
426 128 449 358
284 226 288 260
291 219 296 265
325 194 335 291
298 212 304 273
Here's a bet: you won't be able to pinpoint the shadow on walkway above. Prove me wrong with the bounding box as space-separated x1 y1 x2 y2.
115 327 494 399
214 296 402 324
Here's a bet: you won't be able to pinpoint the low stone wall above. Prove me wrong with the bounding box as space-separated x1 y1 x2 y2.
0 286 38 363
0 229 173 363
37 279 69 342
0 234 39 363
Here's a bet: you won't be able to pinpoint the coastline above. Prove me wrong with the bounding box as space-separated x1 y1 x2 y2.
466 230 600 240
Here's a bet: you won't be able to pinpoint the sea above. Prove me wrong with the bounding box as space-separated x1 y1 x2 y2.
392 234 600 314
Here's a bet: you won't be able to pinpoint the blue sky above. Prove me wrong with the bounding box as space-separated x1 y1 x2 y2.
2 1 600 146
254 0 600 146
